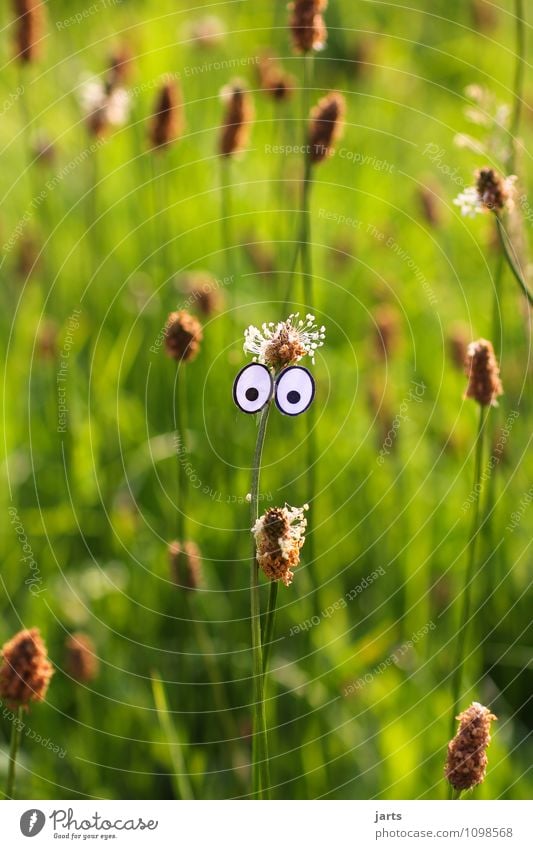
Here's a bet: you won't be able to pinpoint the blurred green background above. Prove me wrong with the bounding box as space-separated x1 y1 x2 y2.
0 0 531 799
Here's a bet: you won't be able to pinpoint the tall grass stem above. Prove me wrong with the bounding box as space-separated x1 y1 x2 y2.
509 0 525 172
151 672 194 800
494 215 533 307
449 406 489 739
5 707 23 799
250 402 272 798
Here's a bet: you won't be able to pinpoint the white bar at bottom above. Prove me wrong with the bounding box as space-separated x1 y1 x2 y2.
1 800 531 848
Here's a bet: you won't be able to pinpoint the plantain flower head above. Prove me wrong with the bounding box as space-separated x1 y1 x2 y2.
454 168 516 217
464 338 503 407
0 628 54 709
445 702 497 792
252 504 308 586
244 313 325 370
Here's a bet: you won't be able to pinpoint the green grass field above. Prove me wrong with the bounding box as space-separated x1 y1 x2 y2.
0 0 531 800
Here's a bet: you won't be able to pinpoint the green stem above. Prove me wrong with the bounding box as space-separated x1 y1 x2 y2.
449 406 489 739
283 53 313 310
449 786 463 801
5 707 23 799
494 214 533 307
220 158 233 291
175 368 187 542
17 66 35 202
300 160 321 617
250 402 272 799
490 245 506 349
262 580 279 678
508 0 525 172
151 672 193 800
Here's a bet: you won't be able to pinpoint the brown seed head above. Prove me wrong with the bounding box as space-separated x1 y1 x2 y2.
149 80 182 149
164 310 203 363
16 234 40 279
218 81 253 157
347 39 374 80
187 16 225 49
168 540 202 590
32 134 56 166
107 45 132 90
258 55 295 101
242 236 276 276
0 628 53 709
36 318 58 361
13 0 43 64
418 185 442 227
181 272 224 316
445 702 497 792
373 305 399 360
289 0 328 54
471 0 498 32
252 505 307 587
264 326 306 370
448 324 469 371
308 92 345 164
475 167 510 212
464 338 503 406
65 633 99 683
86 104 109 139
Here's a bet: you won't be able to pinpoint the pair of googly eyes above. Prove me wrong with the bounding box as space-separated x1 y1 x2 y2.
233 363 315 416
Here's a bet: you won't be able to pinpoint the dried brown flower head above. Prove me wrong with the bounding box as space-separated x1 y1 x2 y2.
418 185 442 227
218 81 253 157
252 504 308 587
65 633 99 683
242 238 276 276
178 272 224 316
86 104 108 139
475 167 513 213
373 305 399 360
245 314 325 369
347 39 374 80
168 540 202 590
107 45 132 90
149 80 183 149
471 0 498 32
367 386 397 453
464 338 503 406
289 0 328 54
448 324 469 371
32 134 56 166
258 55 295 101
13 0 43 64
445 702 496 792
37 318 58 360
16 234 40 278
164 310 203 363
0 628 53 709
308 92 345 164
186 15 225 49
81 78 130 139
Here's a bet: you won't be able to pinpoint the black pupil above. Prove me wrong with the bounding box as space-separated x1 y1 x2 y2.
245 387 259 402
287 390 301 404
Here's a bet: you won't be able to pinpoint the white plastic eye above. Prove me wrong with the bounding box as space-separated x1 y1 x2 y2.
275 366 315 416
233 363 273 414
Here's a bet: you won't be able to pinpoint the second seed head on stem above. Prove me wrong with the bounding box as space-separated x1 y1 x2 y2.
252 504 309 587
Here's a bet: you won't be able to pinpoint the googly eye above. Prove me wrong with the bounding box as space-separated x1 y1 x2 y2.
233 363 273 414
275 366 315 416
